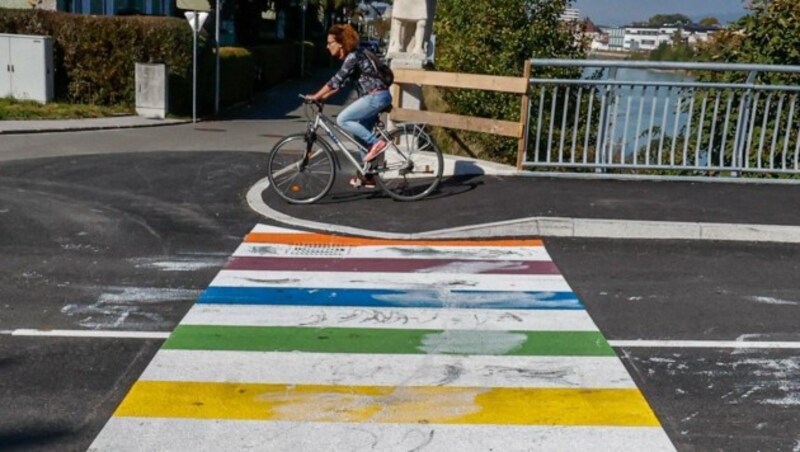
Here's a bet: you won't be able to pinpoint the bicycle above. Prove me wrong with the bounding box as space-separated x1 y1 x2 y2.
266 95 444 204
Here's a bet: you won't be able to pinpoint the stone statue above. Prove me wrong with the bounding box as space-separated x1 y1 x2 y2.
387 0 431 56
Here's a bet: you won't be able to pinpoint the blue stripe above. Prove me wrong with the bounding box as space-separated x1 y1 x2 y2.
198 287 584 310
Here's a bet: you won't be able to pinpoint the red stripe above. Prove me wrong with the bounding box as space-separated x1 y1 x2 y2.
224 256 560 275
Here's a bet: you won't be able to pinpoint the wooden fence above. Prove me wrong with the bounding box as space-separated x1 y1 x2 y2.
389 61 532 169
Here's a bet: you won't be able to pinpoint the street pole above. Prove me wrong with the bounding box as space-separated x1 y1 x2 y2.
214 0 220 115
300 0 306 78
192 13 198 123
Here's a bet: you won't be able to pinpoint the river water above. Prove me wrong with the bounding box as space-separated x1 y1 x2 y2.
584 67 696 155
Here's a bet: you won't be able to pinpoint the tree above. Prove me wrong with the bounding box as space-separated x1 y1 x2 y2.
698 0 800 81
698 16 720 28
644 13 693 27
693 0 800 176
433 0 587 163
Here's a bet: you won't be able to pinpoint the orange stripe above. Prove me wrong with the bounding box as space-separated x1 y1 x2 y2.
244 233 543 247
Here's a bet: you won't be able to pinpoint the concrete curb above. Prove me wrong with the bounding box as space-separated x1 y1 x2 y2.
247 173 800 243
0 117 190 134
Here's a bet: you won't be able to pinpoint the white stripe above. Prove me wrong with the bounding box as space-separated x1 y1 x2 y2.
140 350 635 388
90 419 675 452
609 340 800 349
209 270 572 292
181 305 598 331
233 242 553 261
9 329 170 339
250 224 309 234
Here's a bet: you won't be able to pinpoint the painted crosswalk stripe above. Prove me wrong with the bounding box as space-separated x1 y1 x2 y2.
141 351 637 388
180 305 599 330
209 269 572 292
243 232 544 247
233 241 554 260
163 325 615 356
91 419 674 452
197 286 582 309
115 381 660 426
224 255 562 274
89 224 675 451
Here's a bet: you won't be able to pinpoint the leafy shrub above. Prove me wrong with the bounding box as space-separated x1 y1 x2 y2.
432 0 587 164
217 46 255 106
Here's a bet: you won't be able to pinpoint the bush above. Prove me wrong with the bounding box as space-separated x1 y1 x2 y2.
216 46 255 107
432 0 587 164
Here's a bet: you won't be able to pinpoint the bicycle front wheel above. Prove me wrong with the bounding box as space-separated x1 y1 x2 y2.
375 124 444 201
267 133 335 204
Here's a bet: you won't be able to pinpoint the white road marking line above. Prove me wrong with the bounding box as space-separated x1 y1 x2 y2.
6 329 800 350
609 340 800 349
5 329 170 339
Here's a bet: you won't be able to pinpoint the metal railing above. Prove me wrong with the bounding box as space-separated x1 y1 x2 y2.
520 59 800 181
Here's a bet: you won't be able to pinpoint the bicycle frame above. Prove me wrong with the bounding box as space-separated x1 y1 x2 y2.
306 106 407 177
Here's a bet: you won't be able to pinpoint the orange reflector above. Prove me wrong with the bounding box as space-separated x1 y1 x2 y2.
290 185 302 192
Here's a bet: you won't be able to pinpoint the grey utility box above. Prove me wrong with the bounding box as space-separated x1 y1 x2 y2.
135 63 168 119
0 33 54 103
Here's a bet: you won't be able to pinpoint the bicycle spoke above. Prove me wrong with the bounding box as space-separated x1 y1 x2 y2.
375 125 444 201
267 134 335 204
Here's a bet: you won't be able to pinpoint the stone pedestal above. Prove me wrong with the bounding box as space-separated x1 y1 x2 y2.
389 55 426 112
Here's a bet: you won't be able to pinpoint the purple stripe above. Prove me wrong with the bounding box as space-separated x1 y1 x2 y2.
224 257 561 275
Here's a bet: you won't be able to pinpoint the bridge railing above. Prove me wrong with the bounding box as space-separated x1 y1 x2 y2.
521 59 800 181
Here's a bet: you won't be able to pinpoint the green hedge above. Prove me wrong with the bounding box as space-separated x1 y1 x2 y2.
217 47 254 107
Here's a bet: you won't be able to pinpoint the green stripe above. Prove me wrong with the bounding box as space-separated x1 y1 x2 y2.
163 325 615 356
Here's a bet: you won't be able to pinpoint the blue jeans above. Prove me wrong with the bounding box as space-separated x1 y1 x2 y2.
336 90 392 157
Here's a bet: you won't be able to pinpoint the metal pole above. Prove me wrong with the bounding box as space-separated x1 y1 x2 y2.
193 13 198 123
300 1 306 78
214 0 220 115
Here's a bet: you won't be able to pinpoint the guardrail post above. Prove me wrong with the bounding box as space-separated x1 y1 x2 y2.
731 70 758 177
516 59 532 171
596 67 617 173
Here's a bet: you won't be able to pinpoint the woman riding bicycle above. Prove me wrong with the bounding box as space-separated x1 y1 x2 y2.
305 24 392 187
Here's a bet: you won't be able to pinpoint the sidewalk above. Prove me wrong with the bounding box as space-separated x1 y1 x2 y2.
4 70 800 244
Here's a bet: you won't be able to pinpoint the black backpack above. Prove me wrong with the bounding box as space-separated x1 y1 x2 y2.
362 49 394 87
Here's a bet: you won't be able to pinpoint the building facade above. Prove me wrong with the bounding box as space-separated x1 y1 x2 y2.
560 7 580 22
0 0 172 16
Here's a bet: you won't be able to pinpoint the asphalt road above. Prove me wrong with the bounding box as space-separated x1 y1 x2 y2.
0 137 798 450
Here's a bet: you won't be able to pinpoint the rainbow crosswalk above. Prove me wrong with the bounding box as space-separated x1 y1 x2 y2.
88 225 675 451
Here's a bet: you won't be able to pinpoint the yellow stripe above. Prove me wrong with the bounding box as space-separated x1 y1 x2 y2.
115 381 660 427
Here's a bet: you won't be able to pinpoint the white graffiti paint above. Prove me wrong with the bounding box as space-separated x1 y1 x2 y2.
61 287 201 329
419 330 528 355
750 296 799 306
372 290 580 309
415 261 532 274
97 287 201 304
130 257 226 272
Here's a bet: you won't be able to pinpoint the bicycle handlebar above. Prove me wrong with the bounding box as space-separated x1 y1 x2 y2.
298 94 323 110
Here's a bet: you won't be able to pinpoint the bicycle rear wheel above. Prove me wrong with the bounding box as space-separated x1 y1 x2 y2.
375 123 444 201
267 133 335 204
